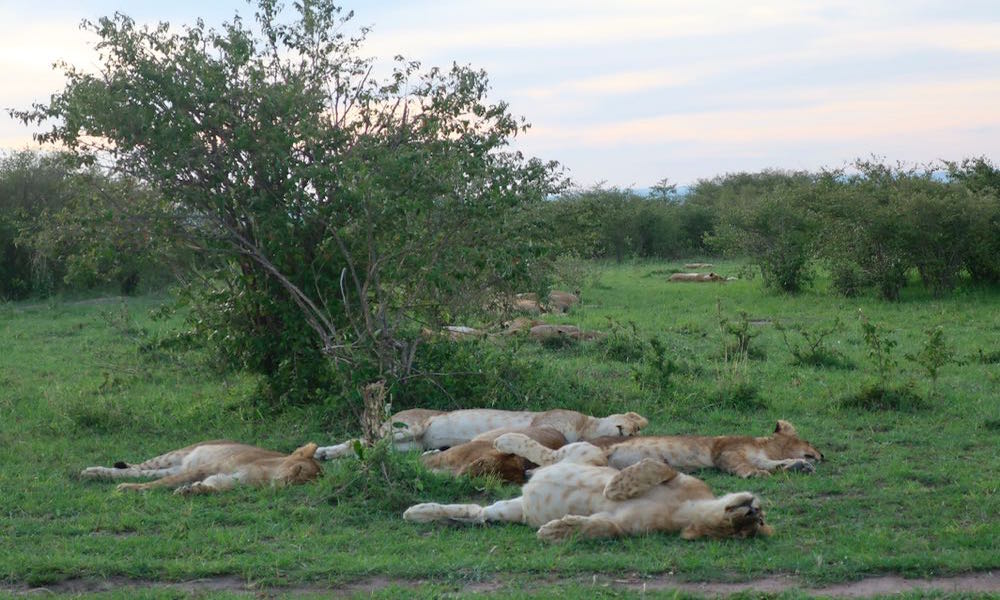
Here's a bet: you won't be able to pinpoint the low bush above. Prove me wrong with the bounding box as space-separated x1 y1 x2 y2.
840 384 926 411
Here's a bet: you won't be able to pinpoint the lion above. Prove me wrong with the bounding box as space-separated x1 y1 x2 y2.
314 408 648 460
591 420 823 478
420 426 568 483
668 272 725 282
547 290 580 313
80 440 322 495
404 433 773 542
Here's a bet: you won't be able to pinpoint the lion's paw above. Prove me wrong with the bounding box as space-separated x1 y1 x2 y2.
784 459 815 474
492 433 532 456
537 516 585 542
403 503 447 523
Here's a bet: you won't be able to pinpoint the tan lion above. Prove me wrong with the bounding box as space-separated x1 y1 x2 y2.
314 408 648 460
80 441 322 495
404 433 773 542
420 427 568 483
592 420 823 478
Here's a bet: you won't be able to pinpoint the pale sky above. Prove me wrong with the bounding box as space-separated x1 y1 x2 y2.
2 1 999 186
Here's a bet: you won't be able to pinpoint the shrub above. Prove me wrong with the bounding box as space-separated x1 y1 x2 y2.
840 384 926 411
631 337 678 392
904 326 956 397
598 318 647 363
776 317 852 369
327 438 508 516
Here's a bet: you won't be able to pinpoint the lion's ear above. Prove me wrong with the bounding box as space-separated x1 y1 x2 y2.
774 420 797 437
292 443 318 459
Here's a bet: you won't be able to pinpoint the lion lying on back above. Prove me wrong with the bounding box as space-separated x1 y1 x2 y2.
314 408 648 460
405 433 773 542
80 441 322 494
592 420 823 478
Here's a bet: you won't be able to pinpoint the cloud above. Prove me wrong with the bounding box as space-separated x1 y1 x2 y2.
523 79 1000 148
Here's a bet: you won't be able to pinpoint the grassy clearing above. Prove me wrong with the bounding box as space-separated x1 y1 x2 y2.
0 261 997 596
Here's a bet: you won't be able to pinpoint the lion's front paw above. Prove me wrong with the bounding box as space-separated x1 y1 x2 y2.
724 493 770 536
724 492 759 517
783 459 815 474
115 483 142 492
313 447 335 461
173 482 208 495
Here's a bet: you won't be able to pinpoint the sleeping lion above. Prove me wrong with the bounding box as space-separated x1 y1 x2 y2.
592 420 823 478
314 408 648 460
80 440 322 494
404 433 773 542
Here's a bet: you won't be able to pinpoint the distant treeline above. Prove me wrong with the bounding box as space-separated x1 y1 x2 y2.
536 157 1000 299
0 150 182 300
3 150 998 304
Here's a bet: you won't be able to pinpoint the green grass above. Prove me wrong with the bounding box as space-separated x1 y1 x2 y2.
1 260 998 596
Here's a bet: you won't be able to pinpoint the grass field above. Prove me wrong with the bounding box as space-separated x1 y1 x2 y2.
1 260 998 598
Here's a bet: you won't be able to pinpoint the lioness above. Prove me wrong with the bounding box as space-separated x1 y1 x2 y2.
314 408 648 460
592 420 823 478
669 272 725 282
547 290 580 313
80 441 322 495
404 433 773 542
420 427 568 483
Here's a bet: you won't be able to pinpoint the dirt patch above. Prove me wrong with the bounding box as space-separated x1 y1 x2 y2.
3 572 997 597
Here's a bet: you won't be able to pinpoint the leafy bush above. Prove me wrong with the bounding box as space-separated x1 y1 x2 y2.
327 439 509 516
704 171 818 293
844 312 926 410
904 326 956 397
598 318 647 362
391 338 546 412
718 308 764 361
632 337 678 392
776 317 852 369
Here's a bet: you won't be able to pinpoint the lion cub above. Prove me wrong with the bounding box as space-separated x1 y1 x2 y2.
592 420 823 478
80 440 322 495
404 433 773 542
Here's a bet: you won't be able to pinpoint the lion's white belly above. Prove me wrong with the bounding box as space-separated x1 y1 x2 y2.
520 462 619 526
421 410 535 448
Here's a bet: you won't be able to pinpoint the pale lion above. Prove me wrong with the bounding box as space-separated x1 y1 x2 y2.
404 433 773 542
592 420 823 478
314 408 648 460
80 440 322 494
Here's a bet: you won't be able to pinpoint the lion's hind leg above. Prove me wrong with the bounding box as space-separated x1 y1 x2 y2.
80 465 181 480
603 458 679 501
492 433 558 466
537 514 624 543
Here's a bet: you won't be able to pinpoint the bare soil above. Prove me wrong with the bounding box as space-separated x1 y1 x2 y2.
4 571 997 597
